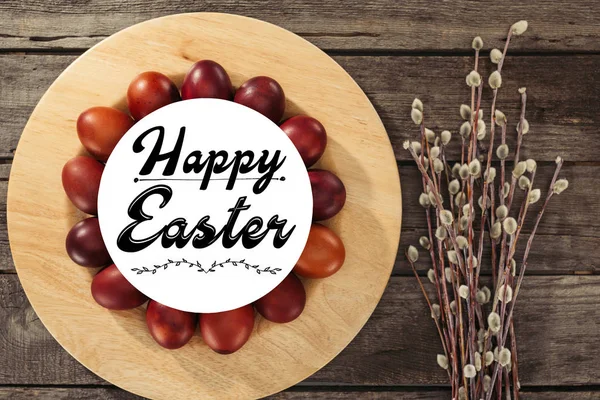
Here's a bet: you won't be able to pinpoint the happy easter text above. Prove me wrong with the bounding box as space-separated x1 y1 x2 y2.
116 125 296 252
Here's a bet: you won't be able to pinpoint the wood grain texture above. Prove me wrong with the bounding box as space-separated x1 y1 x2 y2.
318 276 600 386
0 3 598 398
1 54 599 161
399 230 599 275
0 1 598 51
399 164 598 236
1 275 598 387
6 13 401 400
0 387 596 400
0 163 596 274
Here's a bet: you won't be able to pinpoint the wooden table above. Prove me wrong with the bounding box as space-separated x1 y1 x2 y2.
0 1 598 399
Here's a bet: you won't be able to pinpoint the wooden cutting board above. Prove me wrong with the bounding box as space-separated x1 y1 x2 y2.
7 13 402 399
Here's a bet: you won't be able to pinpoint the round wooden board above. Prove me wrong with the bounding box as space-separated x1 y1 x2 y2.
7 13 401 400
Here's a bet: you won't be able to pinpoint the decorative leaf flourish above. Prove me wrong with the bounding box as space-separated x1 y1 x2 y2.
131 259 281 276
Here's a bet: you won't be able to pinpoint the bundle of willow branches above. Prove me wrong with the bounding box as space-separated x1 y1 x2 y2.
403 20 569 400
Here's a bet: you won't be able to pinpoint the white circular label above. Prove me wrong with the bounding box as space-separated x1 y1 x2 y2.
98 99 312 313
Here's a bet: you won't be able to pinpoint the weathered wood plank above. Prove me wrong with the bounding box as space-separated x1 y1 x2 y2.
0 163 12 271
314 275 600 386
0 387 139 400
0 1 598 51
2 219 594 274
0 54 598 161
276 389 600 399
342 55 600 163
0 162 596 272
0 275 105 385
399 230 599 275
256 389 600 400
398 164 598 237
0 386 596 399
1 274 598 386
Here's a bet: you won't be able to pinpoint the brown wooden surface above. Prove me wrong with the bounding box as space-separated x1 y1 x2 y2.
6 13 401 400
1 388 598 400
0 0 598 52
2 54 599 162
0 388 597 400
1 274 599 387
1 1 599 399
0 162 597 275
